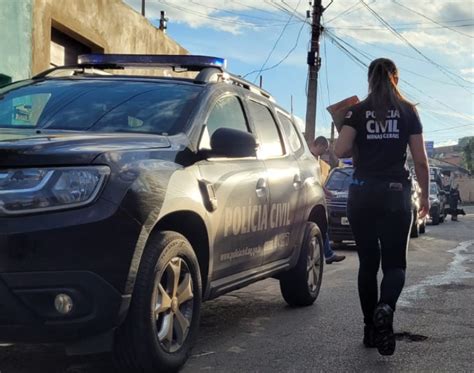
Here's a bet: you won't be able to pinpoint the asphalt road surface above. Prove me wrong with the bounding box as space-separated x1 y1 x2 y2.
1 207 473 373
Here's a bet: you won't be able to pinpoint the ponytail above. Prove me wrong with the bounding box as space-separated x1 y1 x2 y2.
367 58 412 121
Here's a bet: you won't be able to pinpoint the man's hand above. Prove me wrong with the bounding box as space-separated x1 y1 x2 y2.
419 197 430 219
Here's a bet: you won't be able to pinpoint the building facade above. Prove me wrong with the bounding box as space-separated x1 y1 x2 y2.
0 0 187 85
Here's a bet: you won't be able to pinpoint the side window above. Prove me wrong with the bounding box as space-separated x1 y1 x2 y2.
201 95 248 149
278 112 303 153
247 101 284 158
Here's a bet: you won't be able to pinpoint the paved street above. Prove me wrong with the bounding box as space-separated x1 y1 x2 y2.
1 207 473 373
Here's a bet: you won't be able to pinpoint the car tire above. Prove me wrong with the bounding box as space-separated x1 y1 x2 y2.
432 208 440 225
419 220 426 234
410 210 419 238
114 231 202 373
279 222 324 307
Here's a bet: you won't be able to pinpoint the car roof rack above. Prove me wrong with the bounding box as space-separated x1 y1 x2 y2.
33 54 274 102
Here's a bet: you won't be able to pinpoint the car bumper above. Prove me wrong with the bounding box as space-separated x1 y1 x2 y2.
0 199 141 342
327 201 354 242
0 198 141 293
0 270 129 343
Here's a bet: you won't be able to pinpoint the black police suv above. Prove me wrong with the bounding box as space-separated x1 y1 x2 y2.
0 55 328 372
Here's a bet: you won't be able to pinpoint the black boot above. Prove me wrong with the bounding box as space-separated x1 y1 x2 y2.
363 324 376 348
373 303 395 356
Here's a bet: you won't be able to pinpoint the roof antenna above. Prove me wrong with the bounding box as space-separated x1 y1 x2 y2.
259 75 263 88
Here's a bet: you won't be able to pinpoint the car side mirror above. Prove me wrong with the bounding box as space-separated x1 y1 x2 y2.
209 127 257 158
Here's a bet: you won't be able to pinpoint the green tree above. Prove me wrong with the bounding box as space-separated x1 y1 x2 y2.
463 137 474 173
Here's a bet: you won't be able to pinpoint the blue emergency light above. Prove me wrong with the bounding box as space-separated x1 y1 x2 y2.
77 54 227 71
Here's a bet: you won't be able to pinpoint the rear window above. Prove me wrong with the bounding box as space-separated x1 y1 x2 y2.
0 79 202 135
325 168 354 191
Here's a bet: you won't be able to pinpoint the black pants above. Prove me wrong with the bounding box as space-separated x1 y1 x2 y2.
347 179 412 325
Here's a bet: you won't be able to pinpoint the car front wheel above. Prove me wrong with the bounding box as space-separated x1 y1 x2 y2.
115 231 202 373
279 222 324 307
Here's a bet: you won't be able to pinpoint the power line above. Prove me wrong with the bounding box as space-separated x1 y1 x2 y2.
189 0 298 25
155 0 287 29
325 1 367 24
425 124 474 134
253 0 303 83
264 0 308 23
324 30 474 127
359 0 473 89
322 33 331 103
325 29 472 89
243 19 307 78
230 0 289 20
393 1 474 39
327 23 474 31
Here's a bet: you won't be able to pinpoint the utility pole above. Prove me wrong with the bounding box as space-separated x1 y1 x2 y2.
304 0 324 143
141 0 145 16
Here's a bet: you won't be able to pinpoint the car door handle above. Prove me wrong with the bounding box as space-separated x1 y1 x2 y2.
256 178 268 199
293 174 302 190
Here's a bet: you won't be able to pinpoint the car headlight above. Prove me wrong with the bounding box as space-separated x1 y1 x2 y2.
0 166 109 215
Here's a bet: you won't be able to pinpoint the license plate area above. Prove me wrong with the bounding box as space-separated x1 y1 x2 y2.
341 217 350 225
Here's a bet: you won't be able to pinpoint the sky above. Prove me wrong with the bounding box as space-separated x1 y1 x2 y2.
124 0 474 147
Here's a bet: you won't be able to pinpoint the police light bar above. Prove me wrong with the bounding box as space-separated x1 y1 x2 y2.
77 54 227 71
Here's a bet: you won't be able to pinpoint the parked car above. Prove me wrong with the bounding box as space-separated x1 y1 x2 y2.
325 166 354 244
410 180 426 237
326 166 424 242
0 54 328 371
429 182 447 225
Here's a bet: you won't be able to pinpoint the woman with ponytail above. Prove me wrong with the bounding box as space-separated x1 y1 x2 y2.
335 58 429 356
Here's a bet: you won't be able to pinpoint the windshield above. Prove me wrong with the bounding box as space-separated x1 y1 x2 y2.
0 79 202 135
325 168 354 191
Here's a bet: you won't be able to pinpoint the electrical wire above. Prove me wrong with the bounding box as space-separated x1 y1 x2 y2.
155 0 286 29
393 1 474 39
253 0 303 83
230 0 289 20
324 31 474 131
425 124 474 134
359 0 473 89
243 19 307 78
322 22 331 103
325 29 472 89
264 0 308 23
326 23 474 31
325 0 375 24
189 0 299 25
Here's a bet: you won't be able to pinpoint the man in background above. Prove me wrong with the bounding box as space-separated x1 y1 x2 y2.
310 136 346 264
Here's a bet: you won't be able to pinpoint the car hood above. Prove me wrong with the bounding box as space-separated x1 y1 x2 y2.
0 129 171 167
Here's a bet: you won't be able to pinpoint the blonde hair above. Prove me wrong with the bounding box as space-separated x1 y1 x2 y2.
368 58 412 120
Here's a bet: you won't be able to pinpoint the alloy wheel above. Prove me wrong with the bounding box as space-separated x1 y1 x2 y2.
153 257 194 353
307 236 321 292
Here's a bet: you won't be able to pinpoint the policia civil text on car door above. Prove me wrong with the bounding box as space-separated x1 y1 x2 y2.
335 58 429 356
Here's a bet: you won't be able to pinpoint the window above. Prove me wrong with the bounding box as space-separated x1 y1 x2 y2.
326 168 354 191
248 101 284 158
278 112 303 153
200 95 248 149
207 96 248 136
0 80 202 135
